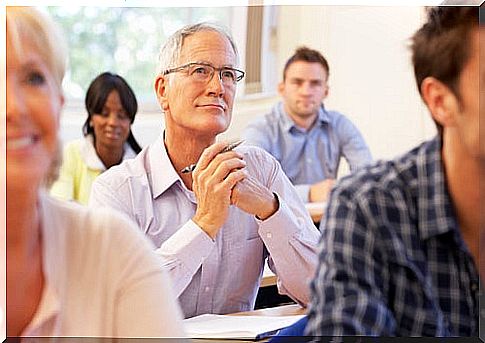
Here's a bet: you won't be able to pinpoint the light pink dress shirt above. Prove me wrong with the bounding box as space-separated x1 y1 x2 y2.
89 134 320 318
21 192 185 337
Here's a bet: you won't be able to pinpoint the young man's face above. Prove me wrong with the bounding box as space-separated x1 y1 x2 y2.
279 61 328 122
454 28 479 160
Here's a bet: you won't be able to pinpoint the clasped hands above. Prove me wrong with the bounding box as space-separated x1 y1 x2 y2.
191 142 278 239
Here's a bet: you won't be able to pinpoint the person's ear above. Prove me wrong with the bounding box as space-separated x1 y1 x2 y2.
277 81 285 96
322 84 329 99
155 75 170 112
421 76 459 128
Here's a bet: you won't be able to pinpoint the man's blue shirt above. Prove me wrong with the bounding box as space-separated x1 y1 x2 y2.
243 102 372 201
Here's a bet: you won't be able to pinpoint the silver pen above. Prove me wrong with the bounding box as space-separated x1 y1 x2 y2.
180 140 244 174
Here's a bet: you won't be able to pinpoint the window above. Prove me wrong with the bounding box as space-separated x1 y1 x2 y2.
44 5 278 114
46 6 236 104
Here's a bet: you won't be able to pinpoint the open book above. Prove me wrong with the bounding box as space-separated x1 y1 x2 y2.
183 314 306 340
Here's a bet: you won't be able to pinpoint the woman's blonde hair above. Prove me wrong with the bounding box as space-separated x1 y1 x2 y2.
7 7 67 186
7 6 67 88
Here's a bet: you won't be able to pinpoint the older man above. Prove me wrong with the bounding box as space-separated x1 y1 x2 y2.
89 23 319 318
306 7 480 336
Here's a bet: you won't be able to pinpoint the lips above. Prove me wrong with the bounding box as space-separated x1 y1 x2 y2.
197 103 226 111
104 131 122 139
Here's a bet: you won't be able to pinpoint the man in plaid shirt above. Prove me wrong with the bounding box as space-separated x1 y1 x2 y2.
306 7 480 336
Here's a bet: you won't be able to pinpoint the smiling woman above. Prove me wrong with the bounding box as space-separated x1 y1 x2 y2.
6 6 184 338
50 72 142 205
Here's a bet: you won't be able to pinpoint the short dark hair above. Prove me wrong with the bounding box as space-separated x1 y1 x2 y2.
411 7 478 101
83 72 142 153
410 6 478 134
282 46 330 81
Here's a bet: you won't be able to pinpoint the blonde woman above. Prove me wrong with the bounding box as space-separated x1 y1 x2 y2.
6 7 185 338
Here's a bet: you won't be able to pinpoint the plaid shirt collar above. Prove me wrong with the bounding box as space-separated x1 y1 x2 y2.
415 136 460 241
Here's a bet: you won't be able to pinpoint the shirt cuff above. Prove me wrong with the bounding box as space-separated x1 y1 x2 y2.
159 219 215 273
256 193 300 243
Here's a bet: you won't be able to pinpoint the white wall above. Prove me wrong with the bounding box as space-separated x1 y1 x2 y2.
275 5 437 161
59 5 437 164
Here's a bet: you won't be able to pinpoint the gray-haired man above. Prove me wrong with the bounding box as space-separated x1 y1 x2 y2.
89 23 319 318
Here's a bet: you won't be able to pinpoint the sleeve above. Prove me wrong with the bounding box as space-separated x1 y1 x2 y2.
107 214 186 338
294 184 310 203
50 143 76 201
154 220 216 298
90 176 217 298
241 119 272 153
305 189 397 336
89 178 132 219
253 150 320 306
336 116 373 171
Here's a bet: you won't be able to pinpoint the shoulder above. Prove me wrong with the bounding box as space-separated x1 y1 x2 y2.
324 109 358 129
62 138 84 155
245 103 285 131
94 147 149 192
329 142 424 217
43 194 152 250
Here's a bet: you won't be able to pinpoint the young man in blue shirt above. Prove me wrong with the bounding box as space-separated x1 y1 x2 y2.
243 47 372 203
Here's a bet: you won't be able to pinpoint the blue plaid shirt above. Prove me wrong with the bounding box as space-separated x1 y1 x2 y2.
306 136 480 336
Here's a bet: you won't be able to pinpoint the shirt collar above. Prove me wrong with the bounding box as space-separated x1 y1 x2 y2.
416 136 459 241
79 134 137 170
148 132 184 199
276 102 330 133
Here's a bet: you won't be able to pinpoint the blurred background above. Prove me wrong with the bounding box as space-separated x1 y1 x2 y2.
47 5 436 176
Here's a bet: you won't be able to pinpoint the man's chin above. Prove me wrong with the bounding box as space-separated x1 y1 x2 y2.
295 110 318 118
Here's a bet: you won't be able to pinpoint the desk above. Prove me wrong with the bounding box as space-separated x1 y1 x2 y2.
305 201 327 223
260 263 277 287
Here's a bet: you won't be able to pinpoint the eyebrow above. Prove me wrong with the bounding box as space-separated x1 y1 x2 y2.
190 60 236 68
290 77 324 82
20 57 49 72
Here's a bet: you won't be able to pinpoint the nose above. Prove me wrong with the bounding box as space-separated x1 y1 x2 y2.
300 82 312 96
107 113 120 126
6 76 26 123
206 70 225 97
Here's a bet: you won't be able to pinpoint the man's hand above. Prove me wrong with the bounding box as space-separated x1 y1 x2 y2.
231 174 279 220
309 179 335 202
192 142 246 239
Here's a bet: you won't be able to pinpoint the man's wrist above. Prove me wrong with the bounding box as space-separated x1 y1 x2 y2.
256 192 280 220
192 215 219 240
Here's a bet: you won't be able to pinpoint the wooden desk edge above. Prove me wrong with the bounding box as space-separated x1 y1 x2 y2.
260 274 277 288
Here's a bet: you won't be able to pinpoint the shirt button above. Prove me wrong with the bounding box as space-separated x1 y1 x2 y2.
204 286 210 292
306 158 312 163
266 233 272 239
471 282 478 292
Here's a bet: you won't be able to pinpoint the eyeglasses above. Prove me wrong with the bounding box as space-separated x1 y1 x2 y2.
163 62 245 86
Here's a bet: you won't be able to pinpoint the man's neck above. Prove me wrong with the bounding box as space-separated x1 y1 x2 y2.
164 127 216 190
442 130 479 264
